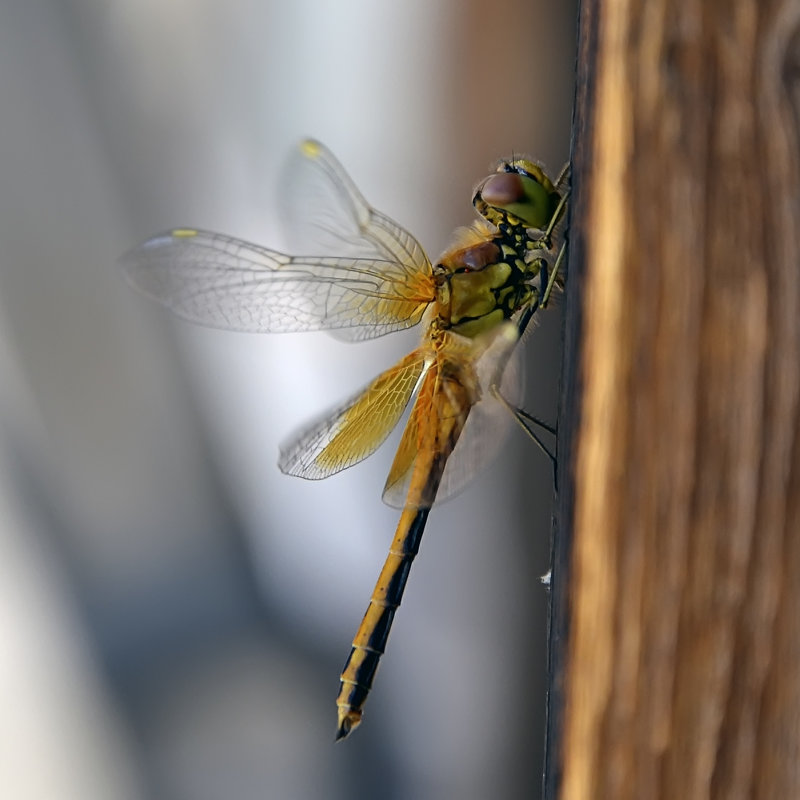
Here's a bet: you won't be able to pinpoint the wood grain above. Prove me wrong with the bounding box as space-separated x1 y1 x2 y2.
559 2 800 798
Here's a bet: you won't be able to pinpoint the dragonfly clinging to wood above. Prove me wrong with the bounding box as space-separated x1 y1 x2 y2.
120 139 569 740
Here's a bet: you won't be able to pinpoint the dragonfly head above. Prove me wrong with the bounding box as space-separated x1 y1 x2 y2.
473 157 561 231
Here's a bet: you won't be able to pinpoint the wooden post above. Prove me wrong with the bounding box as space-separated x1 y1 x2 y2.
553 1 800 798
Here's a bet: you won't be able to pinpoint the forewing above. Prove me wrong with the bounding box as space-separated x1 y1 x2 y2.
278 348 428 479
282 140 434 340
120 229 432 336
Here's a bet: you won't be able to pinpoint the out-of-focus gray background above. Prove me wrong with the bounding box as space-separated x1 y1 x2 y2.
0 2 576 798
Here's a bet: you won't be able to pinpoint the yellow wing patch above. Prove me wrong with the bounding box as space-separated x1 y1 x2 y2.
279 349 428 479
299 139 322 159
382 359 473 510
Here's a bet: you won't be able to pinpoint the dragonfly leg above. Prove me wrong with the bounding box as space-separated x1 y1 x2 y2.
515 408 556 436
525 191 569 313
490 381 558 488
541 239 567 308
554 161 571 193
520 238 566 323
489 264 564 489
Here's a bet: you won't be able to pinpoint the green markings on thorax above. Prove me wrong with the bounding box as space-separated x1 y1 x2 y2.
435 223 543 340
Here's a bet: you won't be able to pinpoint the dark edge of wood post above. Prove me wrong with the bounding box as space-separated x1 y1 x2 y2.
542 2 595 798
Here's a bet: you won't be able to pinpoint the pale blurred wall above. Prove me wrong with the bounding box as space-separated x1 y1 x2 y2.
0 1 576 799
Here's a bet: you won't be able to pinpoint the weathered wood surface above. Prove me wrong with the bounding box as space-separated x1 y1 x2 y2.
556 2 800 798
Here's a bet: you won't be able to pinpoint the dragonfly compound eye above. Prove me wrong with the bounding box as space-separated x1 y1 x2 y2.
476 171 557 230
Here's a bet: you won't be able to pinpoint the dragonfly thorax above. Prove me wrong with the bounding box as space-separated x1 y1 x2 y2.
433 229 538 340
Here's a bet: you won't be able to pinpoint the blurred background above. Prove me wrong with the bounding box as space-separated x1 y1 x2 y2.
0 1 576 798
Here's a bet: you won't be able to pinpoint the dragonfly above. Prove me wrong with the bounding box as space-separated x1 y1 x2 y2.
120 140 569 740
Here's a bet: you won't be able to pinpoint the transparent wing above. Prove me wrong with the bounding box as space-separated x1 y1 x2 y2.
281 140 433 341
382 323 524 509
120 228 434 337
278 348 429 479
283 140 430 275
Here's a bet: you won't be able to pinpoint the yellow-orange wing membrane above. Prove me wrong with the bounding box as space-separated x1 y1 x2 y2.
279 348 429 479
119 141 435 339
382 321 524 509
280 318 522 492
